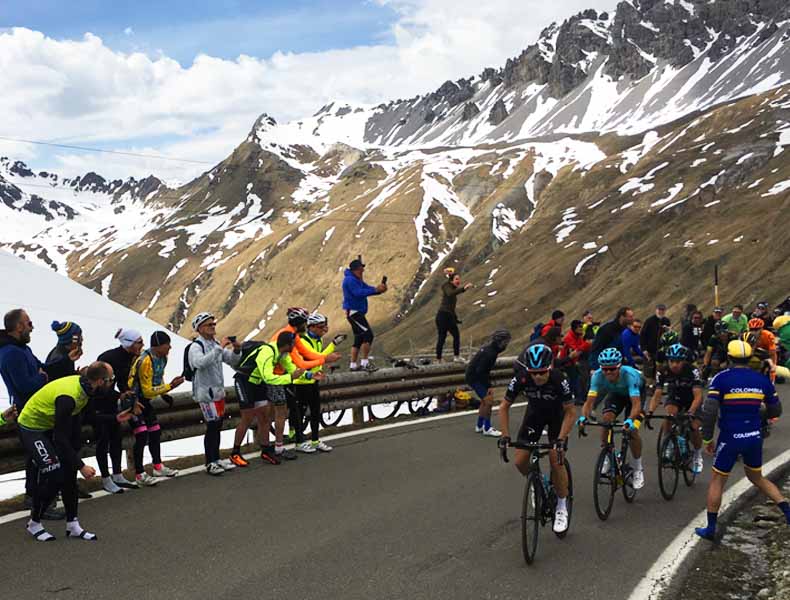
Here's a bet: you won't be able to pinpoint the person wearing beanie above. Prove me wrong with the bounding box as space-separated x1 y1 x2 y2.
44 320 83 381
435 267 473 363
127 330 185 485
94 328 144 493
342 258 387 372
540 310 565 338
186 312 242 475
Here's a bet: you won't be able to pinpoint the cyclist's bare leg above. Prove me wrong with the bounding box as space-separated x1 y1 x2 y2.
514 449 531 476
253 406 268 447
745 467 787 504
233 408 256 448
664 403 678 435
690 419 703 449
630 430 642 459
601 410 615 445
549 449 568 498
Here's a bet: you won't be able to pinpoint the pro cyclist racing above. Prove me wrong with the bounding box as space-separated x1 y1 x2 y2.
695 340 790 541
579 348 646 489
498 344 576 534
646 343 705 474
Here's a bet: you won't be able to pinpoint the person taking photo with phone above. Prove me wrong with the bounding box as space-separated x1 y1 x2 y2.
342 258 387 372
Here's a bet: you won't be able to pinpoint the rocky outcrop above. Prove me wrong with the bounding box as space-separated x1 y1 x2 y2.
461 102 480 121
488 100 508 126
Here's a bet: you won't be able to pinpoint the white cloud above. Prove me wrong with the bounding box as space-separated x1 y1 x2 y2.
0 1 618 181
123 26 134 36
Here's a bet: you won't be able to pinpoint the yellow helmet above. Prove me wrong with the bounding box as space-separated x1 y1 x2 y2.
727 339 753 359
773 315 790 331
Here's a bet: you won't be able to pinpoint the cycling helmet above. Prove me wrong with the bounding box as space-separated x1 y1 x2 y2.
727 340 753 359
666 343 688 361
287 307 309 326
307 312 327 326
748 318 765 330
522 344 553 370
660 330 679 346
598 347 623 367
773 315 790 331
713 320 729 336
191 312 215 331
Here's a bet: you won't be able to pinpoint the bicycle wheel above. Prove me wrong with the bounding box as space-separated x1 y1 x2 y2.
621 446 637 504
320 408 346 428
593 448 616 521
682 447 697 487
368 402 400 420
657 435 679 501
521 471 542 565
555 458 573 539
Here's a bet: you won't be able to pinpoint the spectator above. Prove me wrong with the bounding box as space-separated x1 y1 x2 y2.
128 331 185 486
541 310 565 338
292 312 344 453
701 306 724 343
342 258 387 372
0 309 62 518
590 307 634 369
682 311 706 360
682 304 698 329
44 321 83 381
435 267 472 363
95 328 144 493
723 304 748 335
188 312 242 475
581 310 598 341
560 320 592 403
641 304 670 388
621 319 644 366
751 301 770 322
465 329 511 437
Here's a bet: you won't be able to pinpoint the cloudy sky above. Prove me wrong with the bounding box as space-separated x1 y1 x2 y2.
0 0 619 183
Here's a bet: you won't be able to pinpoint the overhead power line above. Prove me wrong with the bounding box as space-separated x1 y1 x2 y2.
0 136 215 165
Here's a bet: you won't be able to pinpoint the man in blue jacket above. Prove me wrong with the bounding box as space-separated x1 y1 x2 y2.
342 258 387 371
621 319 644 367
0 308 64 519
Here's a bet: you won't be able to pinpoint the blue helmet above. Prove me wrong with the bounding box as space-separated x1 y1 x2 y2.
598 347 622 367
520 344 553 371
666 343 688 361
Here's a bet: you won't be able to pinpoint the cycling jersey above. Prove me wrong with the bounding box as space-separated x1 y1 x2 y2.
505 369 573 443
656 363 703 409
18 375 88 431
588 366 643 400
703 368 778 438
706 336 728 359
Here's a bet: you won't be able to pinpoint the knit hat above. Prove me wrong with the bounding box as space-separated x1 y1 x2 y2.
150 331 171 347
51 321 81 345
115 328 142 349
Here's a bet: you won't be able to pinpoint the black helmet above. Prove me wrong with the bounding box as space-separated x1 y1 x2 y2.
517 344 553 372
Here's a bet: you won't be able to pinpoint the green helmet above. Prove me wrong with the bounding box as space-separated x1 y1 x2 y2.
660 330 679 347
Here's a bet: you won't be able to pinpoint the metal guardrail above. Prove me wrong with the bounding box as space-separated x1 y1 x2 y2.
0 357 517 473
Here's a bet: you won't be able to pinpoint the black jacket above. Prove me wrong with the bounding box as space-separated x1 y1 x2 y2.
465 343 500 388
44 345 77 381
640 314 669 356
97 346 135 394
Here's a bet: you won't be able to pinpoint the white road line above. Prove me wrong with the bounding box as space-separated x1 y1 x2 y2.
0 402 526 526
628 448 790 600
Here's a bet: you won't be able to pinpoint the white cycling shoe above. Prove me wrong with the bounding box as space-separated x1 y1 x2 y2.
632 469 645 489
482 427 502 437
553 508 569 533
692 454 704 474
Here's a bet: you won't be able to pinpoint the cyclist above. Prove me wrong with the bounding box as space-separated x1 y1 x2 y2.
655 329 680 379
498 344 576 533
465 329 511 436
646 343 705 473
743 318 778 382
695 340 789 540
702 321 732 378
579 348 646 489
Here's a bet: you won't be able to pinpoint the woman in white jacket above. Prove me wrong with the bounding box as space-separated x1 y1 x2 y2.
189 312 242 476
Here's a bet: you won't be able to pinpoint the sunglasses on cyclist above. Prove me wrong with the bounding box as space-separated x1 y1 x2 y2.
528 369 550 375
601 366 620 372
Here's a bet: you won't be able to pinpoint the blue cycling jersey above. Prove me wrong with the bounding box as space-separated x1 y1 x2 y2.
707 368 778 436
588 365 643 398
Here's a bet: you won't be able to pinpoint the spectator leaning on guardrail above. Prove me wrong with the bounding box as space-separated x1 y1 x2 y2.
187 312 241 476
0 308 65 519
465 329 511 437
44 321 83 381
128 331 185 486
94 328 144 493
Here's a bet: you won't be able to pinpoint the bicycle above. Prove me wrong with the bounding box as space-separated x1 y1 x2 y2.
578 419 637 521
499 439 574 565
645 413 698 500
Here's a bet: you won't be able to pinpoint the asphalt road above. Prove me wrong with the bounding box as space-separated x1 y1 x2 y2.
1 406 788 600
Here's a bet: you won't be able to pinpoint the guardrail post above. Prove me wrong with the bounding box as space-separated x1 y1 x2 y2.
352 405 365 426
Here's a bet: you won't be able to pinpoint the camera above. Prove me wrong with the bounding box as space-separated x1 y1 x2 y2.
382 276 388 285
228 336 237 343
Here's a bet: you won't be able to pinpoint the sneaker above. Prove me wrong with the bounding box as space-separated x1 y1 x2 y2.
553 508 569 534
632 469 645 490
349 365 361 372
101 477 124 494
297 441 317 454
313 441 333 452
230 453 249 467
260 448 282 465
600 455 611 475
218 458 237 471
152 465 179 478
278 448 298 460
475 425 484 433
452 356 468 364
363 361 379 372
206 462 224 476
111 474 138 489
692 454 704 474
482 427 502 437
136 472 158 487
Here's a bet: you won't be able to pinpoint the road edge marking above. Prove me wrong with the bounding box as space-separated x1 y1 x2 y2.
627 447 790 600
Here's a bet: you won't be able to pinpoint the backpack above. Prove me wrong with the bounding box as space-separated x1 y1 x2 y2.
235 341 267 379
182 339 204 382
529 323 544 342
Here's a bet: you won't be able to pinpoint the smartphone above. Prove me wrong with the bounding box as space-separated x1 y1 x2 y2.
228 336 237 343
382 276 388 285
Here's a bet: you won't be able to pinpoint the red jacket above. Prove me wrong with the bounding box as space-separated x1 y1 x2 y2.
560 331 592 365
541 319 562 338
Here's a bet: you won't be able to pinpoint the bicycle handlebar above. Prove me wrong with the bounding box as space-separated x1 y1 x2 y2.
498 439 562 463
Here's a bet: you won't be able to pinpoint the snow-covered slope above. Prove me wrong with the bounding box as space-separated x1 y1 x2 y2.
0 251 195 405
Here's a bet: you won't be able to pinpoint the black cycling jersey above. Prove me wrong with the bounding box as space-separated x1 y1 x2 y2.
656 363 703 408
505 368 573 409
706 335 729 360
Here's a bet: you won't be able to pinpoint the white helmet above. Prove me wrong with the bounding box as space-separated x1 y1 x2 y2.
287 307 309 325
307 312 327 326
192 312 215 331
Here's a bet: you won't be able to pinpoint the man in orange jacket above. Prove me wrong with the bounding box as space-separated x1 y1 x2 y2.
271 307 341 447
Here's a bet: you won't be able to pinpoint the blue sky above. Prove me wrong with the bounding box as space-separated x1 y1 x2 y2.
0 0 398 64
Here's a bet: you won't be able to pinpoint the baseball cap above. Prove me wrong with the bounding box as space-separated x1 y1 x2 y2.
757 302 768 309
349 259 365 270
713 306 723 313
